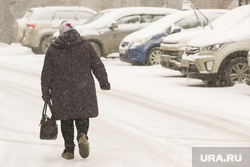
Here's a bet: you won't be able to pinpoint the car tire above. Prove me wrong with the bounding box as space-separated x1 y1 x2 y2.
221 57 250 86
203 79 221 87
146 47 161 65
39 35 52 54
90 41 102 58
31 47 41 54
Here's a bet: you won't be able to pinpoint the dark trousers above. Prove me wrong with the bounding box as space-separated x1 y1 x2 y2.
61 118 89 152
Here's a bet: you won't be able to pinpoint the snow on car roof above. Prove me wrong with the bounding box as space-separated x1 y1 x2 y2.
122 9 227 42
30 6 96 13
26 6 96 21
163 5 250 44
98 7 178 15
76 7 179 32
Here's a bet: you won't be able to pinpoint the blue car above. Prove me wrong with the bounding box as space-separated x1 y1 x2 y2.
119 9 227 65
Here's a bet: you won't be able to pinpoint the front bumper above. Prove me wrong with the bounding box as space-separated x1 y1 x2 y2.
119 45 148 63
181 52 219 80
182 61 218 80
160 50 184 71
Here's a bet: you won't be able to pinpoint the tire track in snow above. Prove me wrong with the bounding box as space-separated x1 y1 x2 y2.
98 88 250 140
1 59 250 166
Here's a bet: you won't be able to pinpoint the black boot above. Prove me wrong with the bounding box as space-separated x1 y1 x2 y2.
77 133 89 158
61 145 75 160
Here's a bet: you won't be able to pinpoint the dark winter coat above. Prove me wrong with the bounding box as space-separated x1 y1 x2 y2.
41 29 110 120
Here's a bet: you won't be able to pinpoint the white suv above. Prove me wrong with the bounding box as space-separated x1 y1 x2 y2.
181 15 250 87
17 6 96 54
160 5 250 75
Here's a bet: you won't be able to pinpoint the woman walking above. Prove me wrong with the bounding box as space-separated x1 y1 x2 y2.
41 21 110 159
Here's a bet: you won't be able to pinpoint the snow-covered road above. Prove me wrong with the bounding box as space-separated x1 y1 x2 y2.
1 43 250 167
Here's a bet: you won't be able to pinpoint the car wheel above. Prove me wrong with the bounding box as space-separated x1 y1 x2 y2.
31 47 41 54
222 57 250 86
146 47 161 65
39 35 52 54
90 41 102 57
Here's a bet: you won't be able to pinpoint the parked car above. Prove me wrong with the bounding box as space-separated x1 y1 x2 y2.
160 4 250 74
181 16 250 87
119 9 227 65
18 6 96 54
53 7 179 57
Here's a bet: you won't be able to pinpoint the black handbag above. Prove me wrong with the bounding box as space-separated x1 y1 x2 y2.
39 101 58 140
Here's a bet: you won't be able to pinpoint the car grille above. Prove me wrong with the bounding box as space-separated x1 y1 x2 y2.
185 46 200 55
161 50 184 61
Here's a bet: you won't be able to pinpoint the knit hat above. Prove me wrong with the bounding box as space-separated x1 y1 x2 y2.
59 21 74 35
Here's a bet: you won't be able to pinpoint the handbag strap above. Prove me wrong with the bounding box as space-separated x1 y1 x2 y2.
42 101 53 116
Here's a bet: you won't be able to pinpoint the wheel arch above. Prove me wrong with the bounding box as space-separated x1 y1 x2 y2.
88 39 104 57
146 45 161 65
218 50 248 74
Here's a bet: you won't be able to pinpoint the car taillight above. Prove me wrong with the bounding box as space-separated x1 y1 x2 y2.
26 24 35 30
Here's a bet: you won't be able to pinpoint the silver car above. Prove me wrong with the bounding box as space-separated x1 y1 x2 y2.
18 6 96 54
69 7 179 57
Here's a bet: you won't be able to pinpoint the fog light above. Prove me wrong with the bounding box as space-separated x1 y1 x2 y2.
205 61 214 71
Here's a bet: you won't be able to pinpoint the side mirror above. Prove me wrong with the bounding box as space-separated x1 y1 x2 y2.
168 24 181 34
172 27 181 34
109 22 118 30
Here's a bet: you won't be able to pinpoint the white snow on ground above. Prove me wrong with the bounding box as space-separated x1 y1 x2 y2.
1 43 250 167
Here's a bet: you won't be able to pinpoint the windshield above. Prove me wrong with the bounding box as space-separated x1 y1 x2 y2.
84 11 110 24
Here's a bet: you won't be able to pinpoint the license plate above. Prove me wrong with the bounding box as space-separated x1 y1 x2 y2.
181 59 190 67
160 55 170 61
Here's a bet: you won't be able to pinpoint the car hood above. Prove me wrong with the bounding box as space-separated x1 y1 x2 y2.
162 27 206 44
188 18 250 46
76 26 99 36
188 29 250 47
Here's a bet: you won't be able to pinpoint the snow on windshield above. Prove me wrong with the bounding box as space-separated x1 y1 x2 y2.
123 10 224 42
84 11 110 24
208 4 250 30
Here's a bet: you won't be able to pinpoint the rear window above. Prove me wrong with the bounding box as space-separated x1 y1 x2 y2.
53 11 75 20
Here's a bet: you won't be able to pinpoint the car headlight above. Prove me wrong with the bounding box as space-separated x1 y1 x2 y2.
201 42 228 52
131 36 153 48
